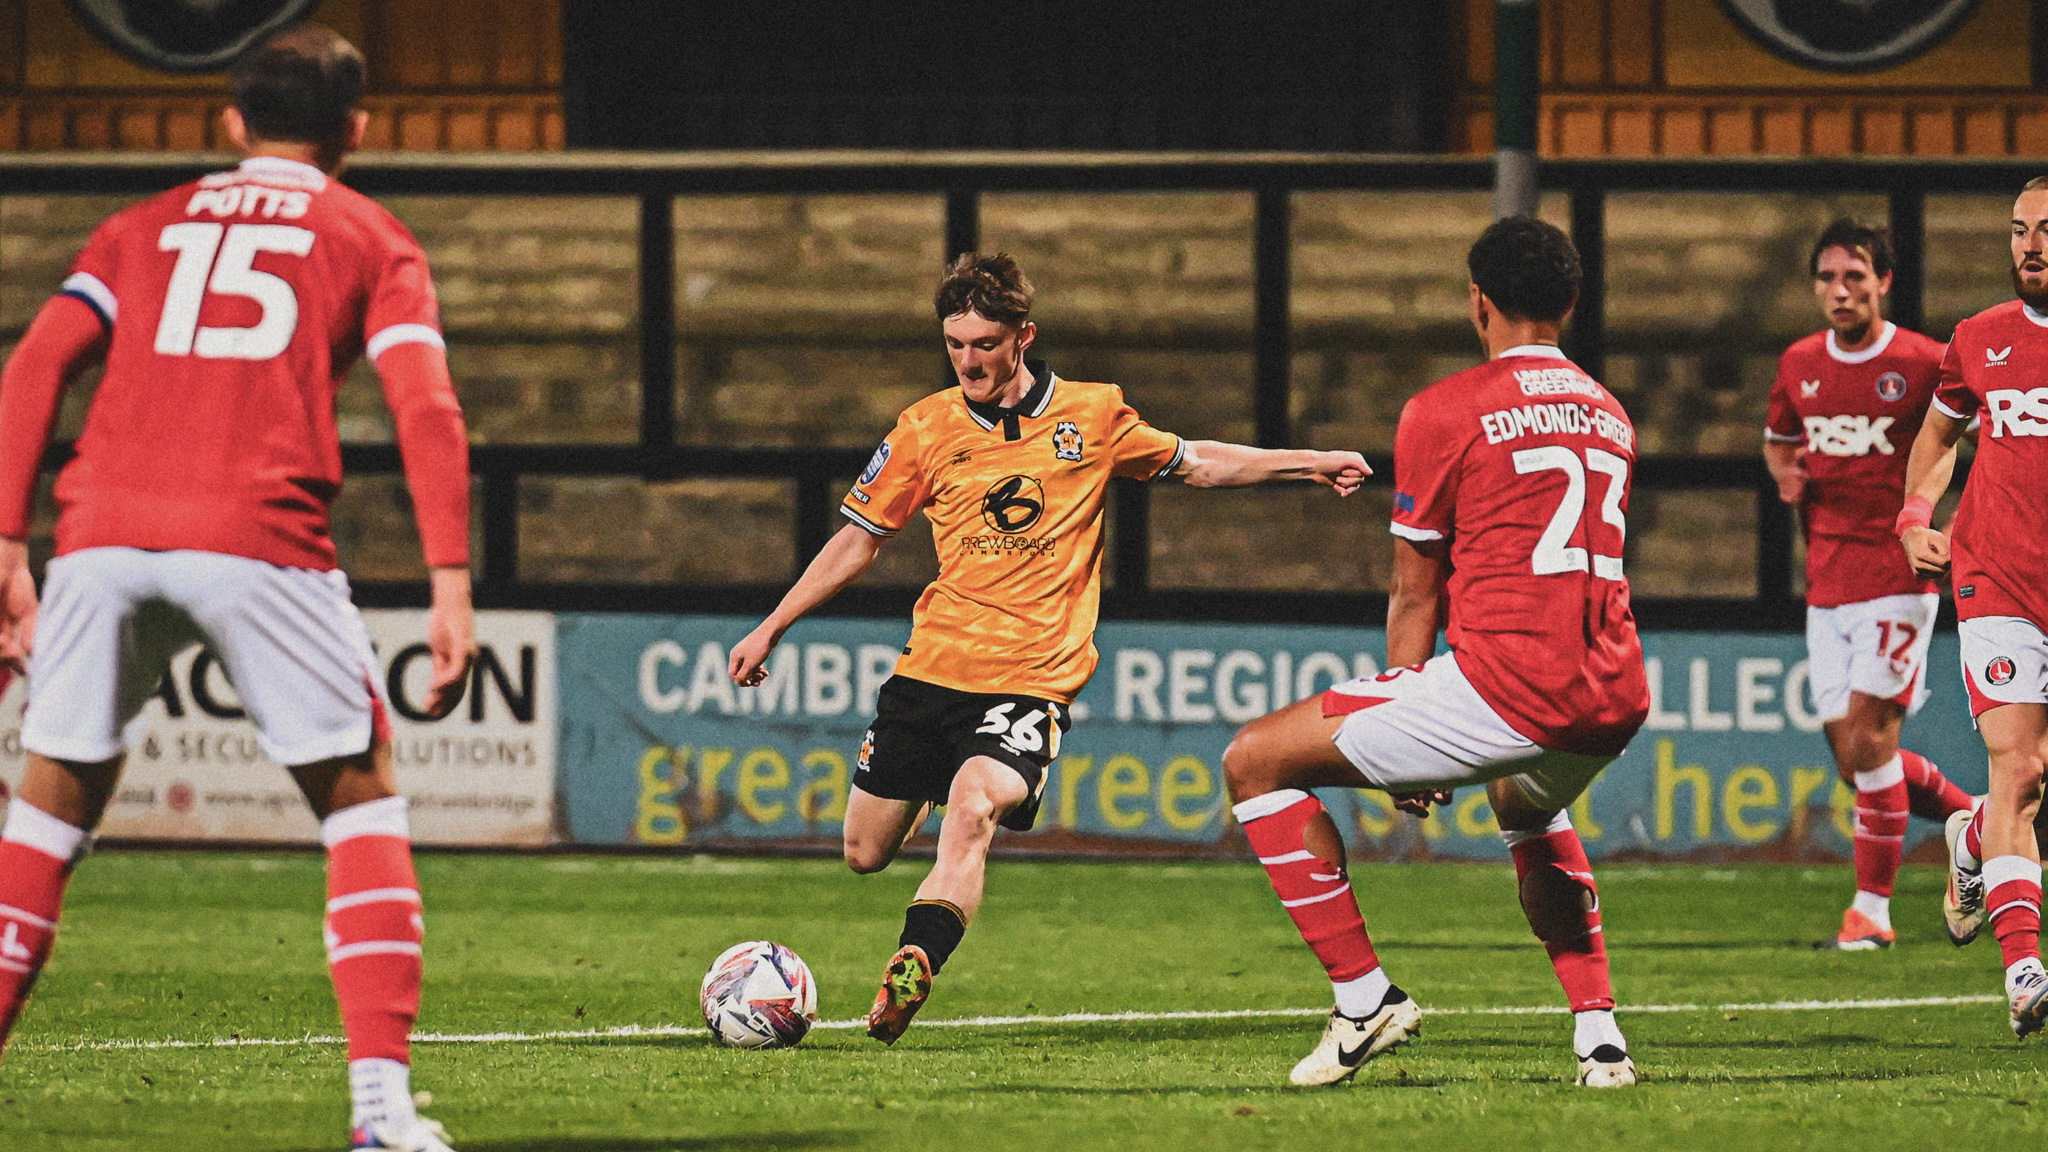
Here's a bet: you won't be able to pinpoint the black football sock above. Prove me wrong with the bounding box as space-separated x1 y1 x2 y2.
899 899 968 974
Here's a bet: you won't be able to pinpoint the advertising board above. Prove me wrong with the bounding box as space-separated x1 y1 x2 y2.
0 610 557 846
557 614 1984 860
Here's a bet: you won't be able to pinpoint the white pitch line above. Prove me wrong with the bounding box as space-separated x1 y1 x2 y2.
19 994 2005 1054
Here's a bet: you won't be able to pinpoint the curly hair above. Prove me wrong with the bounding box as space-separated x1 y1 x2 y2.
1467 217 1581 324
934 253 1033 326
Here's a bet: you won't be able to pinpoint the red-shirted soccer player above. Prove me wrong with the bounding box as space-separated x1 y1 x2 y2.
1900 175 2048 1036
1223 218 1647 1088
0 29 473 1151
1762 220 1976 951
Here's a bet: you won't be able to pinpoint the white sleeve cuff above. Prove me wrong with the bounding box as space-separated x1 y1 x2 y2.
59 272 117 326
1932 395 1973 421
840 506 899 537
1389 521 1445 542
367 323 447 361
1762 429 1804 444
1148 438 1187 481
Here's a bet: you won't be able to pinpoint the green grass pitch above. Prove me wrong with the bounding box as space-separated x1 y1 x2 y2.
2 851 2045 1151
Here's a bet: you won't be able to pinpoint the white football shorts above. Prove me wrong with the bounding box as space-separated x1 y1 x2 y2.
1957 615 2048 720
1324 651 1614 810
24 547 387 766
1803 592 1939 724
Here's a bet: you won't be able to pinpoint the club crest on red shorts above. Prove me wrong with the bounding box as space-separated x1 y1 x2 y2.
1987 656 2018 686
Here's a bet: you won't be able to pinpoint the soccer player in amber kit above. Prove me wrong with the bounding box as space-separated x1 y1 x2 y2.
1762 220 1975 951
1901 175 2048 1035
0 29 473 1152
1223 218 1645 1088
730 253 1368 1044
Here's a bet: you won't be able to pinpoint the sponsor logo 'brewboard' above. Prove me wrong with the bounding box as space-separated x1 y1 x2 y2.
1716 0 1985 73
62 0 324 72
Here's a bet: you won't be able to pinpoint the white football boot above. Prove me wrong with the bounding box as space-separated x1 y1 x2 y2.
351 1116 457 1152
1577 1044 1637 1087
1943 808 1986 947
2010 968 2048 1039
1288 986 1423 1086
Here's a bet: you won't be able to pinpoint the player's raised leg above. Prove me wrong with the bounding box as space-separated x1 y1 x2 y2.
1944 798 1989 946
1489 775 1633 1087
865 757 1024 1045
0 754 117 1053
1223 699 1421 1087
1974 703 2048 1035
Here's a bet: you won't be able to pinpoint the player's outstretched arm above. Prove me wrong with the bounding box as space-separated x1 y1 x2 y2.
730 523 887 686
1896 408 1966 580
1171 441 1369 494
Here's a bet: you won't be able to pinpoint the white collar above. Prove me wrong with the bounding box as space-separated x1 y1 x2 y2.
237 156 328 187
1826 321 1896 364
1498 344 1566 360
2025 303 2048 328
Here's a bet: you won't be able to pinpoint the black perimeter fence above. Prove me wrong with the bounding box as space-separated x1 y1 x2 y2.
0 152 2022 632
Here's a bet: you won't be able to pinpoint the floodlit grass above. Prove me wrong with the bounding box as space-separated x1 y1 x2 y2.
1 852 2043 1150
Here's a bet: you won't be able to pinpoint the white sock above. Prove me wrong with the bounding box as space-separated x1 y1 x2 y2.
350 1058 417 1131
1573 1008 1626 1056
1851 890 1893 932
1333 967 1391 1017
2007 957 2046 995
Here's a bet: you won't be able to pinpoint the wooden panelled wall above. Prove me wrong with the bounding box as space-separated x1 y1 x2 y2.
1456 0 2048 156
0 0 560 150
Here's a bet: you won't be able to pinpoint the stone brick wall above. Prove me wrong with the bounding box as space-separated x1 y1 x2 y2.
0 185 2016 595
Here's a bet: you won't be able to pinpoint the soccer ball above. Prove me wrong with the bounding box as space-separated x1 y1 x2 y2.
700 940 817 1049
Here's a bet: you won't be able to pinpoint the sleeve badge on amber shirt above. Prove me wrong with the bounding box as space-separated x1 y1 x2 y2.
1053 421 1084 462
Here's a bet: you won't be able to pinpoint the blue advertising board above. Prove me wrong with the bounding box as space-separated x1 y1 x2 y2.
555 614 1985 860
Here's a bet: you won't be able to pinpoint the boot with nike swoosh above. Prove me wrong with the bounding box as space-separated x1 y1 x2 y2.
1288 985 1422 1086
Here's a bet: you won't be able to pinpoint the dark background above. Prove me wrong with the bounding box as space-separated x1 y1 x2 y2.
563 1 1452 151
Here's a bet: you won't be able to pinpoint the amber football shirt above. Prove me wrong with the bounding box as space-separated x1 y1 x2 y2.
842 364 1184 702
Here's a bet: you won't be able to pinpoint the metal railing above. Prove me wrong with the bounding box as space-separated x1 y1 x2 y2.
4 151 2026 630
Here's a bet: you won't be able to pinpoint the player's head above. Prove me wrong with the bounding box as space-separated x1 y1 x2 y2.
2013 176 2048 311
1808 219 1891 343
935 253 1037 397
225 26 368 173
1466 217 1580 330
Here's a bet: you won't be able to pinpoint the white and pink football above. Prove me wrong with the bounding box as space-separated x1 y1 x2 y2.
700 940 817 1049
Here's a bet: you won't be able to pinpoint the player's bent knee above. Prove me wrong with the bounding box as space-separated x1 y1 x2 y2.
843 839 893 875
1221 726 1278 799
1520 864 1597 943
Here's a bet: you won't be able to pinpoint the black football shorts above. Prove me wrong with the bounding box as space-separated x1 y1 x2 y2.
856 675 1071 832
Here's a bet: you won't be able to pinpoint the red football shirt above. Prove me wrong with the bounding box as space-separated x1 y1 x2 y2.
1764 322 1942 608
1390 346 1649 756
1932 300 2048 627
34 157 458 570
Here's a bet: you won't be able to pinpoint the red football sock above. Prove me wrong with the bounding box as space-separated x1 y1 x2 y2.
1851 759 1909 899
1985 856 2044 971
0 800 86 1050
1899 750 1972 822
1233 790 1379 982
1964 803 1985 867
1505 813 1614 1013
323 798 423 1064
